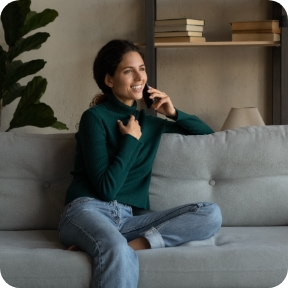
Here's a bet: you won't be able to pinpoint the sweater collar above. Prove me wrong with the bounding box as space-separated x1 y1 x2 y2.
104 94 137 115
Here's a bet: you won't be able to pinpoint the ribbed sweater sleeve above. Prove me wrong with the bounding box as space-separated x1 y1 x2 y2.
79 110 143 201
163 108 214 135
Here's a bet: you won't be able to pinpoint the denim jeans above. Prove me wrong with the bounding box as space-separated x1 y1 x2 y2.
58 197 222 288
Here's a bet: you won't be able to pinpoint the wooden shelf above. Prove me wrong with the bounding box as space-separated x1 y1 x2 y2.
144 0 287 124
137 41 280 48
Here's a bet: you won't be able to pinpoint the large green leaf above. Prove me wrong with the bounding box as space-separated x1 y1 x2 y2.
4 59 46 89
5 60 22 75
9 102 57 129
18 0 31 19
1 1 25 46
7 32 50 61
2 83 25 106
19 9 58 38
0 71 5 100
0 46 7 73
14 76 47 115
0 46 7 99
24 11 36 25
51 121 69 130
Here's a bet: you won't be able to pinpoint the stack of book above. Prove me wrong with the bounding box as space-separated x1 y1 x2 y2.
231 20 281 41
154 18 206 43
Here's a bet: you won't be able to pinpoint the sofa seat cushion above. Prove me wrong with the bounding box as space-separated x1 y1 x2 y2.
138 226 288 288
0 230 92 288
1 227 288 288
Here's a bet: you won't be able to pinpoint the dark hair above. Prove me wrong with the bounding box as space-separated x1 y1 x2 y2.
90 39 144 107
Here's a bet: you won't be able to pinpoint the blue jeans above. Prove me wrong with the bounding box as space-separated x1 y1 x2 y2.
58 197 222 288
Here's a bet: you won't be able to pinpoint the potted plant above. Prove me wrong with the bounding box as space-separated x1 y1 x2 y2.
0 0 68 132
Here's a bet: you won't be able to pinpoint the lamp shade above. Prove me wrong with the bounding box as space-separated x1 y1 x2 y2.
221 107 265 131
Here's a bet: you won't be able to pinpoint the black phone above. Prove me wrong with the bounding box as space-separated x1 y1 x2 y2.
143 83 154 109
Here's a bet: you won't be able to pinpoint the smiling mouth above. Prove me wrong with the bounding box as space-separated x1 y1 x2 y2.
131 85 142 92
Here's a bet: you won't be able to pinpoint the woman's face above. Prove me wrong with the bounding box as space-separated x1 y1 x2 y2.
105 51 147 106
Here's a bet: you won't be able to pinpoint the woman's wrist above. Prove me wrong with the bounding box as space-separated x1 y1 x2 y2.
166 108 178 120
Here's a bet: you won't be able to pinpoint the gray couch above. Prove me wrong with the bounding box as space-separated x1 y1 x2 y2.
1 125 288 288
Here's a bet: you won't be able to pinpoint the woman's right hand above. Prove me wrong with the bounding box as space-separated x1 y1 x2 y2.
117 115 142 140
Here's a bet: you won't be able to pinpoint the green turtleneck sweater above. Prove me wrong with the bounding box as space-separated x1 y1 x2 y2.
65 95 214 209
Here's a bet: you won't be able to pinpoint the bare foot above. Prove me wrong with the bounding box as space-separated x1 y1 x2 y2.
67 245 81 251
128 237 151 251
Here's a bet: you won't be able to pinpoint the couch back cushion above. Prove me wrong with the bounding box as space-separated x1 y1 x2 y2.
0 132 75 230
1 125 288 230
149 125 288 226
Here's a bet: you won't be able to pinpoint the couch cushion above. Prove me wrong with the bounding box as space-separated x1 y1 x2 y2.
138 226 288 288
0 132 75 230
0 230 92 288
149 125 288 226
0 227 287 288
1 126 288 229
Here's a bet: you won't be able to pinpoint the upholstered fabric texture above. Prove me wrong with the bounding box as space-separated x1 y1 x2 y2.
1 126 288 230
0 132 75 230
1 127 288 288
1 227 287 288
149 125 288 226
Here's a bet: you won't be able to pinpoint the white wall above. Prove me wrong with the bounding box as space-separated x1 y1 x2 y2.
0 0 273 133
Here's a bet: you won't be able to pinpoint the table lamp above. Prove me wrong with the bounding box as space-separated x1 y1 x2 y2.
221 107 265 131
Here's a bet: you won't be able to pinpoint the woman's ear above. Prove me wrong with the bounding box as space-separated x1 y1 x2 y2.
104 74 113 88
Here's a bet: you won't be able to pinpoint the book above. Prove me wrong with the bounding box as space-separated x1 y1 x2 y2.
154 24 204 32
155 18 205 26
232 28 281 34
155 31 203 37
154 36 206 43
231 20 279 31
232 33 280 41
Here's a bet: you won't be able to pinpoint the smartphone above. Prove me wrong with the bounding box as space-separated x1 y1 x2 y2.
143 83 154 109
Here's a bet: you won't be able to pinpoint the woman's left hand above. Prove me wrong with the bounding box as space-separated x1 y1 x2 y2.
147 86 177 118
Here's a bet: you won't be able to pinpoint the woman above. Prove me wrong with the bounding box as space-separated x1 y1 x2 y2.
58 39 222 288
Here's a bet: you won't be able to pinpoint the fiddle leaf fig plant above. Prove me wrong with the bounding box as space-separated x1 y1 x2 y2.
0 0 68 131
